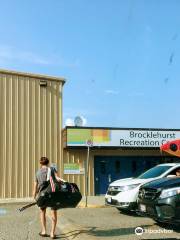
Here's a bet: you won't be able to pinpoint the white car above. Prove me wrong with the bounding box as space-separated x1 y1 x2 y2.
105 163 180 211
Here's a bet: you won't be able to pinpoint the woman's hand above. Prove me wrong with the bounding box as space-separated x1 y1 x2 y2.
56 176 66 182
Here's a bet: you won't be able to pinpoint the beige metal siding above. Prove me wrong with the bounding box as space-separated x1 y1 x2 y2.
0 72 64 198
63 149 88 195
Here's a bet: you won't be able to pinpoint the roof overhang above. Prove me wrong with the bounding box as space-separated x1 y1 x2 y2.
0 68 66 85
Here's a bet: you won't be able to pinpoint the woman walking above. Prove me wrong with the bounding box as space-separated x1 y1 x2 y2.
33 157 62 239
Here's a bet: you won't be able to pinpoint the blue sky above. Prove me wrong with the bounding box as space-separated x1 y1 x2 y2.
0 0 180 128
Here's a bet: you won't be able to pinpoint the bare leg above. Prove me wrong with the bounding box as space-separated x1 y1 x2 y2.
40 208 46 234
50 209 57 237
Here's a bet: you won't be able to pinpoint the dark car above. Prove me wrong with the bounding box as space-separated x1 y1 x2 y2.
137 177 180 224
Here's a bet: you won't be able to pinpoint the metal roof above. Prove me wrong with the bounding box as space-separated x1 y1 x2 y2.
0 68 66 84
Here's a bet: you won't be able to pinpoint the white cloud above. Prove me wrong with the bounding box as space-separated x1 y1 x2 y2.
0 44 79 68
18 51 51 65
64 116 87 127
81 116 87 126
65 118 74 126
0 45 51 65
105 89 119 95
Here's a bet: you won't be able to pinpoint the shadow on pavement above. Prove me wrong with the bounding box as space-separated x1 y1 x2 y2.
56 224 155 239
145 239 178 240
51 235 61 239
118 209 144 217
58 229 179 240
155 222 180 233
88 224 153 237
56 228 96 239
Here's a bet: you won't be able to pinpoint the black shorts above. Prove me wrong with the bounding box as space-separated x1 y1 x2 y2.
40 207 58 211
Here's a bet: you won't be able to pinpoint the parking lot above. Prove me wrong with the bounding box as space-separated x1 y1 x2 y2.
0 203 179 240
59 207 179 240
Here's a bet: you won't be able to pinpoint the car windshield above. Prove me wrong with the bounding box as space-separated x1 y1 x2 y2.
137 165 172 179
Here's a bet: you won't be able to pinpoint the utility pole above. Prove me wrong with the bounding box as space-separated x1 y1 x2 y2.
85 139 93 207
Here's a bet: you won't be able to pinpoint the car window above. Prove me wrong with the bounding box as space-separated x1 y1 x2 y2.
137 165 172 179
166 167 180 176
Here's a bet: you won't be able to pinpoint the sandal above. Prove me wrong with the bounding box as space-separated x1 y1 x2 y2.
39 232 49 237
50 235 56 239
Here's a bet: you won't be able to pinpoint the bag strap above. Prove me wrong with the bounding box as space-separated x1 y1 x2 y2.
47 167 56 192
47 167 51 181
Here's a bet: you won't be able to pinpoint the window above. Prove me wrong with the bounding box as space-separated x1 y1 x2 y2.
115 160 120 174
100 161 106 174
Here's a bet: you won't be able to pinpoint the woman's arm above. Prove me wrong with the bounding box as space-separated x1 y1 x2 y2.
54 172 65 182
32 181 38 199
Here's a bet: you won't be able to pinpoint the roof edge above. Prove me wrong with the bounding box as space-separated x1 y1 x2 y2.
64 126 180 131
0 68 66 84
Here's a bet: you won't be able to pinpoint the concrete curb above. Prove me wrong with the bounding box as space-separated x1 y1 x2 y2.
0 198 106 208
77 198 105 208
77 203 106 208
0 198 33 205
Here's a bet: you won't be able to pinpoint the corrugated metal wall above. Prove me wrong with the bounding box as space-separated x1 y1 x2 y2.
63 149 93 196
0 71 64 198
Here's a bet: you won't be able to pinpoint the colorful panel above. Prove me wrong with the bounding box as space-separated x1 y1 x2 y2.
92 129 110 142
67 129 92 144
67 128 111 145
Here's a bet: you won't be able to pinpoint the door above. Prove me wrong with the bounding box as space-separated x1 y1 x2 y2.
94 156 124 195
94 156 162 195
94 157 111 195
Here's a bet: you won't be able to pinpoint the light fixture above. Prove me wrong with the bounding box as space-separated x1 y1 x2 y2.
39 80 47 87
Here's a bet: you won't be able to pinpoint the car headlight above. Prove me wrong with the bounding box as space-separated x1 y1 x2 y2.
159 188 180 199
120 183 141 191
108 183 141 192
108 186 122 191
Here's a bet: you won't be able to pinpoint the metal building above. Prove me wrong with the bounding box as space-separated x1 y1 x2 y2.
0 69 65 198
63 127 180 196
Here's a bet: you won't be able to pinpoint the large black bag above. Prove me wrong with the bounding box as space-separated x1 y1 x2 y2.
36 168 82 209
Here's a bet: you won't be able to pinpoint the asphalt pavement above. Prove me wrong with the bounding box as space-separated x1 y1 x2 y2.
0 196 104 240
0 196 180 240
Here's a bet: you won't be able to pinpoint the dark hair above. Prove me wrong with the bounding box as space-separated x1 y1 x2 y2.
40 157 49 166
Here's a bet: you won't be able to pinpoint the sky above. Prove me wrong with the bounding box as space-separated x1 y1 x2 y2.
0 0 180 129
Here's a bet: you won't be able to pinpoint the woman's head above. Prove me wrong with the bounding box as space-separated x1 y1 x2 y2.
40 157 49 166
